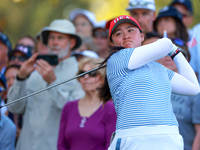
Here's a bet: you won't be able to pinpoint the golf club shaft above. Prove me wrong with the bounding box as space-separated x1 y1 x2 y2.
0 64 106 109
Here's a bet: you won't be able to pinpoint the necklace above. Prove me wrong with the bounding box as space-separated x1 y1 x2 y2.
79 117 87 128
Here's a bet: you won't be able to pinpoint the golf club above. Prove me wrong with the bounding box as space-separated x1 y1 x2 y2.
0 64 106 109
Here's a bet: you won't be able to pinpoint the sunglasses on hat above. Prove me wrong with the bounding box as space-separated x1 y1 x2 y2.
129 1 153 6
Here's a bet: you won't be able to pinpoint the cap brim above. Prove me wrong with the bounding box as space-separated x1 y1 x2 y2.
69 9 96 26
111 19 142 36
126 4 156 11
69 9 86 21
0 37 12 52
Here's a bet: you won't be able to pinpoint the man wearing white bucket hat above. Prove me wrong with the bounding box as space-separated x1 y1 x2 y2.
126 0 156 34
7 19 85 150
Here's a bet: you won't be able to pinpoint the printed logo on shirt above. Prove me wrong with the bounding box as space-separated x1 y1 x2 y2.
188 37 197 49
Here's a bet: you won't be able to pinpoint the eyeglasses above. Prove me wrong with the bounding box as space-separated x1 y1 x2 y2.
78 70 98 78
10 56 27 62
93 31 108 38
171 38 184 46
129 1 153 6
48 35 67 41
181 13 192 18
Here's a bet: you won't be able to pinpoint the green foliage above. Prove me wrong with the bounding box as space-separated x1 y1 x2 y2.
0 0 199 47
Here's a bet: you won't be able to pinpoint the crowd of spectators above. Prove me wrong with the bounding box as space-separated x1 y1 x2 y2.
0 0 200 150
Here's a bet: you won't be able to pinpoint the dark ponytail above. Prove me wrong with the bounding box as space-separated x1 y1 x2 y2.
98 41 124 104
98 75 112 103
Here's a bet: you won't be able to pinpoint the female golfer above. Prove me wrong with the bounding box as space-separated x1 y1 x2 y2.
99 15 200 150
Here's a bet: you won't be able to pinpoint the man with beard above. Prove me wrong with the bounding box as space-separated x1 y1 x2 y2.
7 19 85 150
126 0 156 35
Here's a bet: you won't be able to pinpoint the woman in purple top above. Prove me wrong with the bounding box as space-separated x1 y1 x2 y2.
57 57 117 150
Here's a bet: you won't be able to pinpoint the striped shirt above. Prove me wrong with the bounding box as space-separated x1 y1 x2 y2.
107 48 178 130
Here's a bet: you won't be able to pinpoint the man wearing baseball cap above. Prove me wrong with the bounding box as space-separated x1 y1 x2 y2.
7 19 84 150
0 32 12 74
126 0 156 34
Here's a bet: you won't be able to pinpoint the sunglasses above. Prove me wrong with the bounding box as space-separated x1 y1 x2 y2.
78 70 98 78
181 13 192 18
129 1 152 6
10 56 27 62
93 31 108 38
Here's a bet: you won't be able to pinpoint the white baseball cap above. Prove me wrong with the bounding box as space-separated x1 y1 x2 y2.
71 50 99 59
68 8 96 26
93 20 106 29
126 0 156 11
41 19 82 50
